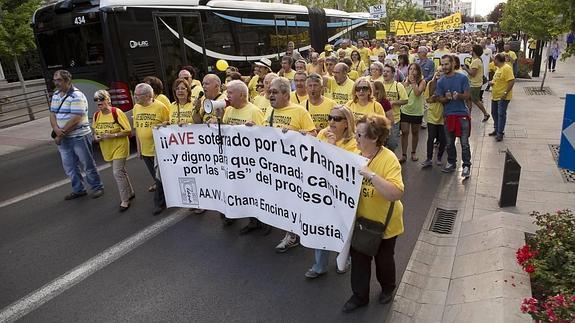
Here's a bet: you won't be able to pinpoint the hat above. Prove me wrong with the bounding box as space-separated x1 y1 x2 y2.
324 44 334 52
254 58 272 70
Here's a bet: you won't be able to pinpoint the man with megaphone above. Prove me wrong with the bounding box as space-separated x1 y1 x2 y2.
192 74 227 124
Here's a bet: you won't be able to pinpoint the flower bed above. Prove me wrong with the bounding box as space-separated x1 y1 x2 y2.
517 210 575 322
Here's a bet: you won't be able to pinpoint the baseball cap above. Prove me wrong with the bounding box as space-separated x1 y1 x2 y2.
254 58 272 70
324 44 334 52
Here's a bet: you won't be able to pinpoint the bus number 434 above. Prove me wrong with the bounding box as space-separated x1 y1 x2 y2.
74 16 86 25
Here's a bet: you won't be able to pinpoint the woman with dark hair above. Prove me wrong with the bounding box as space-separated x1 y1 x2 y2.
342 114 404 313
143 76 171 108
399 63 426 163
167 78 195 125
396 54 409 82
350 50 366 76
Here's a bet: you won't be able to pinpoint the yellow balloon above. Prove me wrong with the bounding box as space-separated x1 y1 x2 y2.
216 59 229 71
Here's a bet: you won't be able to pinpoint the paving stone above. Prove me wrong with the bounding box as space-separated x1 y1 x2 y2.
414 303 444 322
446 271 531 305
456 227 525 256
443 297 531 323
428 255 454 278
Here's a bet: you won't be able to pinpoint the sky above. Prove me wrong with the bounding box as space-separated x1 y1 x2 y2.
471 0 506 17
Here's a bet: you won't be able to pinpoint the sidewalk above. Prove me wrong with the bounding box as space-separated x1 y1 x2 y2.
0 116 53 156
390 57 575 322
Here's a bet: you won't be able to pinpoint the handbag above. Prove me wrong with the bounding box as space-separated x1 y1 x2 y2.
50 91 72 138
351 201 395 256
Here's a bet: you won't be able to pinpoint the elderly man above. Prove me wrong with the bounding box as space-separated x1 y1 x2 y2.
290 71 308 105
50 70 104 200
249 58 272 101
324 56 337 77
193 74 226 124
286 41 303 61
300 73 337 131
325 62 355 105
252 73 278 113
263 77 316 253
132 83 170 214
278 55 295 82
213 80 268 234
417 46 435 82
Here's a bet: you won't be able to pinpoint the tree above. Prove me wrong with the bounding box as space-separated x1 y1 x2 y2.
486 2 505 23
0 0 43 119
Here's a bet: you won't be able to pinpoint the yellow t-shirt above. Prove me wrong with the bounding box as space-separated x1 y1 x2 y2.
253 94 271 113
191 79 202 88
347 70 359 81
350 60 366 76
155 94 171 109
434 49 451 56
347 100 385 120
281 70 296 81
424 85 444 125
247 75 259 101
383 81 408 123
301 97 337 130
488 61 497 73
133 101 169 157
370 76 384 83
325 78 355 105
358 48 372 66
371 47 386 59
290 92 308 105
357 147 404 239
469 57 484 87
190 84 204 102
504 50 517 66
317 128 359 153
223 102 264 125
492 64 515 101
92 108 132 161
263 104 316 131
169 102 195 125
307 63 322 75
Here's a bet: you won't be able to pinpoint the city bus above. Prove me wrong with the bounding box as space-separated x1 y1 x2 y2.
32 0 376 115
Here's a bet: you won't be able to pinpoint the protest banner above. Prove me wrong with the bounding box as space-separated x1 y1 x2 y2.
393 12 462 36
154 125 367 269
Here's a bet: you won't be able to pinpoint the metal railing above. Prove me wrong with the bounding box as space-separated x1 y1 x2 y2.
0 89 51 128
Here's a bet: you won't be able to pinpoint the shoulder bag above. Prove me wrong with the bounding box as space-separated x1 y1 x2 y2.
351 201 395 256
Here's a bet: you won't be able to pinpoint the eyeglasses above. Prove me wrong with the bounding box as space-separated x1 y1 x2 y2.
328 115 345 122
356 86 370 92
93 98 105 102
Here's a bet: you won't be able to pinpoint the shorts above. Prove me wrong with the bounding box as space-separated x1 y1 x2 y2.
470 87 482 102
400 112 423 124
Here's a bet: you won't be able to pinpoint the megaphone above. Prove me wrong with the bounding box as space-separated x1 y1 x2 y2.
203 99 230 115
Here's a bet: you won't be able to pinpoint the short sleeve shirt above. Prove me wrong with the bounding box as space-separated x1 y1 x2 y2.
263 104 315 132
50 88 91 137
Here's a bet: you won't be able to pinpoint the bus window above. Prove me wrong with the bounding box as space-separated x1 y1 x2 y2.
36 23 104 69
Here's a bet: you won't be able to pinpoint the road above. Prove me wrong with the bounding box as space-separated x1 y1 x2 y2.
0 129 443 322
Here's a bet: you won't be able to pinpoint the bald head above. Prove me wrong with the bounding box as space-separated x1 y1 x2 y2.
202 74 222 99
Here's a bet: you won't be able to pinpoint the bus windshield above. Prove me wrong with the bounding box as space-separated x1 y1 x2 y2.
36 23 105 69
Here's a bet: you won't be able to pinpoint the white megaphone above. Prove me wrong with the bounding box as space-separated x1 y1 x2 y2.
203 99 229 115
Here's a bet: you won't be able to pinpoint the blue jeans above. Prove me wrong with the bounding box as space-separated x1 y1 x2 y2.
491 100 510 136
312 249 329 273
444 117 471 167
57 134 103 193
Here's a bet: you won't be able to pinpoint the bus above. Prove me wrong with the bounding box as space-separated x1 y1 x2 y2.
32 0 376 115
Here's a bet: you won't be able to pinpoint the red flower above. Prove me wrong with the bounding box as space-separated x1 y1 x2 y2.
525 264 535 273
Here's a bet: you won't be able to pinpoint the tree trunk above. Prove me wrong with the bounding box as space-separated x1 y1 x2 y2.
540 43 548 91
14 56 35 121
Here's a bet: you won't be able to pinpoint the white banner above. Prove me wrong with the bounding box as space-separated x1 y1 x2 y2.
153 125 367 269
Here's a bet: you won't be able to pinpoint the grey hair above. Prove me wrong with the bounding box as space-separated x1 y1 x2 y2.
135 83 154 96
226 80 248 97
418 46 429 53
94 89 111 104
55 70 72 82
271 77 291 95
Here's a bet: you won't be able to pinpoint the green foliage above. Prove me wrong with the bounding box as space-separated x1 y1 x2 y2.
486 2 505 23
501 0 572 42
0 0 43 58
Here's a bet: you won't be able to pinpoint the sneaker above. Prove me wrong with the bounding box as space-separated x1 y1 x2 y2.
91 189 104 199
421 159 433 168
275 233 299 253
495 135 503 142
420 124 427 129
482 114 490 122
64 191 87 200
488 131 497 136
461 166 471 178
442 163 456 173
336 260 351 274
305 269 325 279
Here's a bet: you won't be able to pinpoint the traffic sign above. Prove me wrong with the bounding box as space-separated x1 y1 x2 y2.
369 4 386 17
559 94 575 171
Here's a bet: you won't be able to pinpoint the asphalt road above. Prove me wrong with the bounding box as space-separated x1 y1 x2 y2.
0 130 443 322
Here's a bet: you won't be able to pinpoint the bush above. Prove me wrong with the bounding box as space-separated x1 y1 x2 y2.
517 210 575 322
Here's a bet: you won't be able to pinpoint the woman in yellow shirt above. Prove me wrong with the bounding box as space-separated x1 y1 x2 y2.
305 105 358 279
350 50 366 76
168 78 195 125
91 90 134 212
347 77 385 121
342 114 404 313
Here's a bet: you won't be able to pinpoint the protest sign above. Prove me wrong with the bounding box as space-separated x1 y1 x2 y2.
393 13 462 36
154 125 366 269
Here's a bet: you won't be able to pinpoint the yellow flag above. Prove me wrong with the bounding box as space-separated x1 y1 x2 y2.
393 12 462 36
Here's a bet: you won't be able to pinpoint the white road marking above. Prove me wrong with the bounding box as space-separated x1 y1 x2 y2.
0 209 189 323
0 154 137 209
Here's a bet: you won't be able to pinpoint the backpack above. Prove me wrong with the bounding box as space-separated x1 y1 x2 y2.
94 107 125 130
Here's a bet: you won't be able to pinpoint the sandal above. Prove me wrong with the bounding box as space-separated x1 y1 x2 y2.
411 152 419 161
399 154 407 163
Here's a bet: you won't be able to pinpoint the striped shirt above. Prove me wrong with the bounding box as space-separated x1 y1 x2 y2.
50 87 91 137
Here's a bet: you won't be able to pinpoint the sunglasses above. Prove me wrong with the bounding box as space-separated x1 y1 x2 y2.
93 98 106 102
356 86 370 92
328 115 345 122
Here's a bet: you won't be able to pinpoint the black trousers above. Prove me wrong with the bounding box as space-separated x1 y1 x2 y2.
548 56 557 70
426 123 446 160
350 236 397 304
142 156 166 208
